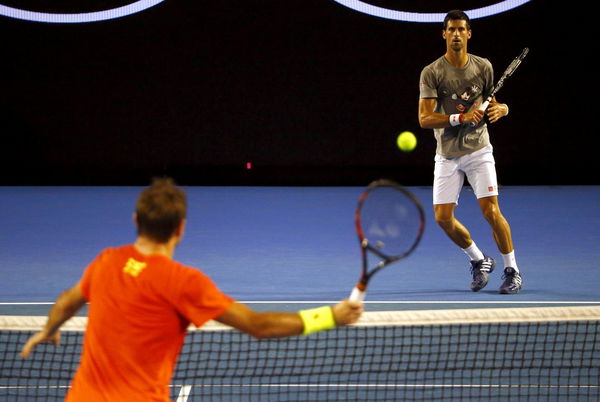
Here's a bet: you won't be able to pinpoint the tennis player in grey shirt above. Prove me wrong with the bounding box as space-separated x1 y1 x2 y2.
418 10 523 294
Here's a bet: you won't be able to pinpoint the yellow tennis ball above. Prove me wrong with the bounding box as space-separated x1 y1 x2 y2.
396 131 417 152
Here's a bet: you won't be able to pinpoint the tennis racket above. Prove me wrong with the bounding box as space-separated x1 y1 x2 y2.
349 179 425 301
471 47 529 126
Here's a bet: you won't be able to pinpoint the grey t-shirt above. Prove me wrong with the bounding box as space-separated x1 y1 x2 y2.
419 54 493 158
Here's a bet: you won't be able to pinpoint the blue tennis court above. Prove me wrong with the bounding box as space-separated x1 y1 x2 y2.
2 185 599 308
1 185 599 401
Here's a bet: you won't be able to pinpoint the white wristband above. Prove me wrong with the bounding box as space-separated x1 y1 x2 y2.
449 113 463 127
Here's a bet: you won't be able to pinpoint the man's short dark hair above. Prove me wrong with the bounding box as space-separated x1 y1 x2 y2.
136 177 187 243
443 10 471 30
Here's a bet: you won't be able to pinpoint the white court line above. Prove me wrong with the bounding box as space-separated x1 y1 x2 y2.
175 385 192 402
4 383 598 389
170 383 600 389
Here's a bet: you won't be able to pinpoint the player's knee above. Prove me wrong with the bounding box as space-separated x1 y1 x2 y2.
434 209 454 229
481 204 501 225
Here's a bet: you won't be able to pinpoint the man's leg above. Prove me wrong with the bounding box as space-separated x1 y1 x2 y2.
434 203 495 291
433 203 471 249
477 196 522 294
477 196 513 254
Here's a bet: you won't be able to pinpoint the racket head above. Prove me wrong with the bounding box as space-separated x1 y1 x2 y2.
354 179 425 286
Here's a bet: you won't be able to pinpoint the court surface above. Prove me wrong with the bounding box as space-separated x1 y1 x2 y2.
1 185 599 401
1 185 599 313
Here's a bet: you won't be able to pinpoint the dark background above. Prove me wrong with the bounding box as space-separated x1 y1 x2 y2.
0 1 590 186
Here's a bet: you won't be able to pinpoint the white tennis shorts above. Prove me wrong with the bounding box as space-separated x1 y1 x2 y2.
433 145 498 205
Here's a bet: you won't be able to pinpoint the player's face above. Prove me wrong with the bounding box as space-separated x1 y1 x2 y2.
443 19 471 51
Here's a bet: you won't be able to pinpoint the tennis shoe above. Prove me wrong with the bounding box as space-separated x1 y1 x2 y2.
499 267 523 294
470 256 496 292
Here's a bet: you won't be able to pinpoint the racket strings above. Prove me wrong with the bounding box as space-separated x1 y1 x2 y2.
360 187 422 257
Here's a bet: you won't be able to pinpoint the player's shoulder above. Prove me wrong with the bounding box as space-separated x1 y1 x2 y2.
92 245 123 261
468 53 492 69
422 55 447 71
420 56 448 81
169 259 209 280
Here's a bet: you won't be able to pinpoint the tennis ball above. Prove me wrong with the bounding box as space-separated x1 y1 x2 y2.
396 131 417 152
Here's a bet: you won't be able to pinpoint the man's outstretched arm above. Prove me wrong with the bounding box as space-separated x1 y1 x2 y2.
21 282 87 358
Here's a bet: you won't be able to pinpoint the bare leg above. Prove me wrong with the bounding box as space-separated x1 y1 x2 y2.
434 203 473 249
477 196 513 254
478 196 523 293
435 201 499 291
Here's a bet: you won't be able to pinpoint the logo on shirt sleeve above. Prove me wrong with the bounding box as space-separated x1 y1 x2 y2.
123 258 147 277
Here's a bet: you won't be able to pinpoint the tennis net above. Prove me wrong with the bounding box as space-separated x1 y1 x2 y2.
1 306 599 401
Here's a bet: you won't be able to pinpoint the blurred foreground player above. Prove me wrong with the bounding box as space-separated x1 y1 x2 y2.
21 177 363 401
418 10 523 294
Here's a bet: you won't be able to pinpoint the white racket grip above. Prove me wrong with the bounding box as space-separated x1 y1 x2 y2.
349 286 366 301
478 99 490 112
470 100 490 126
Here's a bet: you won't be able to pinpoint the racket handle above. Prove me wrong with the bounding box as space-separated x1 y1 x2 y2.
349 286 366 301
478 99 490 112
470 100 490 127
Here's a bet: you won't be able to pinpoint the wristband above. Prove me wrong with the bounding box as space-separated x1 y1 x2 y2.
449 113 463 127
299 306 336 335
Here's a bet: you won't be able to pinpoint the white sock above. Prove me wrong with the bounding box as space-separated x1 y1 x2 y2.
502 250 519 272
462 242 485 261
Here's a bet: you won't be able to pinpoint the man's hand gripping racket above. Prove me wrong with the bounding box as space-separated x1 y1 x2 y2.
471 47 529 126
349 179 425 301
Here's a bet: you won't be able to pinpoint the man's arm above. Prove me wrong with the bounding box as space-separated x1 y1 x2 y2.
21 282 87 358
418 98 485 128
215 300 363 339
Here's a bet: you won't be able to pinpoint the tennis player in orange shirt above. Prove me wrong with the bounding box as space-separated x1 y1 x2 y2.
21 178 363 402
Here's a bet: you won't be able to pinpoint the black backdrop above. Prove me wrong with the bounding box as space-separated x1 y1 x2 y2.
0 1 590 185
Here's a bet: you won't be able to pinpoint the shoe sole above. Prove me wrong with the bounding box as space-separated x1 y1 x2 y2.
499 287 522 294
471 278 489 292
499 282 523 294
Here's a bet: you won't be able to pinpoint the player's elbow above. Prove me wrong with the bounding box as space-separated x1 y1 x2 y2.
418 99 438 128
54 286 86 316
418 113 435 129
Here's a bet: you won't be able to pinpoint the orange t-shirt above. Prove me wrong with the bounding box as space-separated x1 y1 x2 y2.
66 245 234 402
